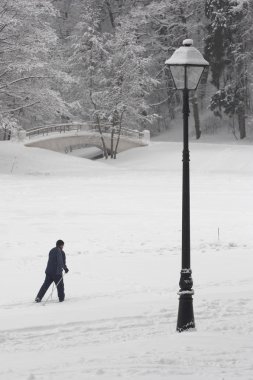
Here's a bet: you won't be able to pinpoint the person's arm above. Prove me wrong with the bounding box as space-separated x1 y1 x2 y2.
56 248 64 273
62 250 69 273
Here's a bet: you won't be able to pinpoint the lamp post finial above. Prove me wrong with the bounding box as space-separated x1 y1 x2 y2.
183 39 193 47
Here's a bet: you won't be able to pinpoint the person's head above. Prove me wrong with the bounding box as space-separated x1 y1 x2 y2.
56 239 64 249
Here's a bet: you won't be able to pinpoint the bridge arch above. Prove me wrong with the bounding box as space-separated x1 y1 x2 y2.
24 124 150 156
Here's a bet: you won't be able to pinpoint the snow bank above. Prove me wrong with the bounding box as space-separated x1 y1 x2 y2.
0 141 113 176
105 141 253 175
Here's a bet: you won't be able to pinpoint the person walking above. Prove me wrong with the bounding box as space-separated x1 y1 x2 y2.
35 240 69 303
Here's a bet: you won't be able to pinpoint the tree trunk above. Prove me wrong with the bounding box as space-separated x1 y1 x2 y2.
113 127 121 159
238 109 246 139
96 117 108 158
113 110 125 159
88 43 108 159
191 94 201 139
198 68 209 110
105 0 115 29
110 127 115 158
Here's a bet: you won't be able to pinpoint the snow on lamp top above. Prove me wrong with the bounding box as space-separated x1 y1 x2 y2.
165 40 209 67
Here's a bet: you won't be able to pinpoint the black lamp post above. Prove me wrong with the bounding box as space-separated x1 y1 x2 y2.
165 39 209 332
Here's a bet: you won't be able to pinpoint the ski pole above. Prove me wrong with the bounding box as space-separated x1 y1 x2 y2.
42 274 64 306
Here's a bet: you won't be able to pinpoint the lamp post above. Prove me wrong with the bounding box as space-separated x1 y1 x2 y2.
165 39 209 332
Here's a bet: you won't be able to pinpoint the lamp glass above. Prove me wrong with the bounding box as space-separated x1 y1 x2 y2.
170 65 204 90
186 66 204 90
170 66 185 89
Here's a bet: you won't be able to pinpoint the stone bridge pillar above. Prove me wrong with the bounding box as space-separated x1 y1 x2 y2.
143 130 150 144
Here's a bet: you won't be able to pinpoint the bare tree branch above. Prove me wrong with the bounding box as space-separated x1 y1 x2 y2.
0 69 9 78
0 91 24 99
0 76 51 90
150 97 171 107
2 101 40 113
0 23 8 33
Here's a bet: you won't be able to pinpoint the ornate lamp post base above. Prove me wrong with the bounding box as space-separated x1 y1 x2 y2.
177 293 195 332
177 269 195 332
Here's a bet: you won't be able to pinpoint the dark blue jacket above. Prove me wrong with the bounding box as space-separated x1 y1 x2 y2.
45 247 68 276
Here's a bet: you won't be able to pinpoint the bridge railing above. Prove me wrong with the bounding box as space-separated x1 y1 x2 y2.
26 123 86 138
26 122 145 141
91 124 144 140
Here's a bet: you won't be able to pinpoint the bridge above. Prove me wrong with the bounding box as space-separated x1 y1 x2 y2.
24 122 150 157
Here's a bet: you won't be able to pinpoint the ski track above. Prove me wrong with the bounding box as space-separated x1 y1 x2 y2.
1 295 253 379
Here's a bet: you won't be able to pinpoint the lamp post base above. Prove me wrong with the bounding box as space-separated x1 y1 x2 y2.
177 292 195 332
176 269 195 332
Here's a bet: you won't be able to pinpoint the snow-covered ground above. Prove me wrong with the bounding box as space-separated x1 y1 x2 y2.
0 137 253 380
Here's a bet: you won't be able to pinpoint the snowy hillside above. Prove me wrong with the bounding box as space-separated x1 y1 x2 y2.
0 140 253 380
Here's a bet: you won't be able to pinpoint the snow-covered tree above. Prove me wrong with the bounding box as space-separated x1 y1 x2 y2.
122 0 206 136
0 0 69 130
67 0 158 156
205 0 251 138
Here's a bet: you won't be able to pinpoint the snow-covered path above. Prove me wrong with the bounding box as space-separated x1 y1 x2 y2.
0 141 253 380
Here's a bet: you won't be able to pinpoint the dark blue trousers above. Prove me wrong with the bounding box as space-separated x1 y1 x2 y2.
36 273 65 301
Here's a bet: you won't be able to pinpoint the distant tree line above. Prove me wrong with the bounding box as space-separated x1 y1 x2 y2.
1 0 252 140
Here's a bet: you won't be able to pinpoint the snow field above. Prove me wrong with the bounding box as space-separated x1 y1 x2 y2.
0 140 253 379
